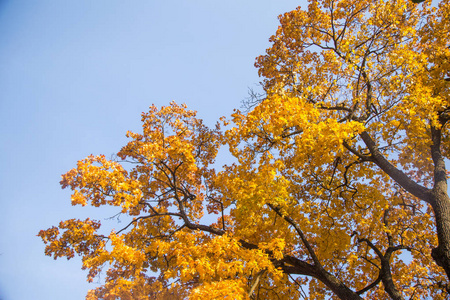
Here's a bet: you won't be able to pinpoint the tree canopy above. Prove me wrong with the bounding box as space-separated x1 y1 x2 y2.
39 0 450 299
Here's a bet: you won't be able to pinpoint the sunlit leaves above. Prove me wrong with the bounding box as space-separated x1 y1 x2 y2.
38 0 450 299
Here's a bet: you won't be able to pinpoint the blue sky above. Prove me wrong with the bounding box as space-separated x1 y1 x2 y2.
0 1 305 299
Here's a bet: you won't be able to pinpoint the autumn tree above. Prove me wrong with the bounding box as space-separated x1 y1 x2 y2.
39 0 450 299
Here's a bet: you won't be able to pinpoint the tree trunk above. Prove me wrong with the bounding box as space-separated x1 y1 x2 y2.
431 191 450 284
430 125 450 286
319 273 364 300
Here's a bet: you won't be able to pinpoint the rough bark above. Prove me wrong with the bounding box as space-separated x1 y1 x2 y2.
431 192 450 283
318 272 365 300
380 253 404 300
359 131 432 203
358 237 404 300
360 128 450 285
268 204 364 299
282 256 364 300
430 125 450 285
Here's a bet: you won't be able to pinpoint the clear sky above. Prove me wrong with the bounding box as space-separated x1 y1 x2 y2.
0 1 306 299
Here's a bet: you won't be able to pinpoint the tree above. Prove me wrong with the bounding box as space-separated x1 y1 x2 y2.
38 0 450 299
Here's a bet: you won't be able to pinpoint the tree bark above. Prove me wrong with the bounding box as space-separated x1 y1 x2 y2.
360 128 450 285
319 272 365 300
430 191 450 282
380 254 404 300
282 256 364 300
430 125 450 284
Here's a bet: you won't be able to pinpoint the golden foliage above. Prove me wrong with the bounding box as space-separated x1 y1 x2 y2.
39 0 450 299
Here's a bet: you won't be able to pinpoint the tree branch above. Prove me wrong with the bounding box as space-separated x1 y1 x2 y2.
267 203 323 269
357 237 404 300
359 131 433 204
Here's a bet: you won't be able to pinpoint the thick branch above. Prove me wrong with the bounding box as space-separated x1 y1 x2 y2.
280 255 363 300
267 204 322 268
429 124 450 284
177 203 363 299
431 125 448 194
267 204 364 299
358 238 404 300
359 131 432 203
